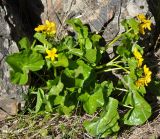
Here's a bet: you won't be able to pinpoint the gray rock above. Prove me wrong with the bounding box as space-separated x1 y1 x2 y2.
0 2 28 112
40 0 154 41
0 97 20 116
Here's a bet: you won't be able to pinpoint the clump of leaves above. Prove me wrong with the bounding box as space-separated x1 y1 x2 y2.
6 14 155 138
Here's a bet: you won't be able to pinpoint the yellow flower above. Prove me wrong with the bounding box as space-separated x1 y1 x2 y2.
138 58 143 68
139 20 151 35
136 78 146 87
45 20 56 35
137 14 152 35
136 65 152 87
133 48 144 67
143 65 152 84
143 65 152 76
35 25 46 32
45 48 58 61
137 14 146 21
34 20 56 35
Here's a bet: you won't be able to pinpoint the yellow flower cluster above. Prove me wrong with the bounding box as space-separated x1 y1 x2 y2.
133 48 143 67
136 65 152 87
133 48 152 87
35 20 56 35
45 48 58 61
137 14 151 35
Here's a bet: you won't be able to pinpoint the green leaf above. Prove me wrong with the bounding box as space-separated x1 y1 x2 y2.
58 36 75 51
33 45 46 53
34 33 52 47
121 19 129 30
123 91 152 125
47 78 59 89
85 38 92 49
85 49 97 63
10 70 28 85
83 26 89 38
78 92 90 102
66 18 83 36
68 48 83 57
83 81 113 114
35 88 45 112
54 95 65 105
19 37 30 50
123 75 137 91
116 45 130 57
128 57 137 80
75 60 92 80
54 95 75 115
58 105 75 115
61 60 92 88
67 18 83 28
101 81 114 97
84 97 119 137
67 18 89 48
53 53 69 67
6 50 44 85
48 79 64 96
6 50 44 71
83 84 104 114
45 101 53 112
127 18 139 34
75 78 84 87
91 34 102 43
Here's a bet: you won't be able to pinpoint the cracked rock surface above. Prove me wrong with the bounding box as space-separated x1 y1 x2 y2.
0 2 27 120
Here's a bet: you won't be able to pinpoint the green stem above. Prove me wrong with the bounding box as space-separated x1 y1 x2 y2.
31 40 37 48
107 55 120 65
110 63 129 73
53 67 57 77
115 87 128 92
113 61 124 64
120 104 133 109
105 28 132 50
96 55 120 69
97 67 122 74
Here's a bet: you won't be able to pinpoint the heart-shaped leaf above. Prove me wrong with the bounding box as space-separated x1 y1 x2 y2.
19 37 30 50
123 91 151 125
6 50 44 84
84 97 119 137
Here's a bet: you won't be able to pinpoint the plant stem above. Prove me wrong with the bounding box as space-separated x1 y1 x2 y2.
110 63 129 73
120 104 133 109
53 67 57 77
115 87 128 92
97 67 122 74
105 28 132 50
96 55 120 69
107 55 120 65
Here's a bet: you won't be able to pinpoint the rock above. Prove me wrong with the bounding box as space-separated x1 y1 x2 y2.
0 109 8 121
0 97 20 116
0 1 29 111
39 0 155 41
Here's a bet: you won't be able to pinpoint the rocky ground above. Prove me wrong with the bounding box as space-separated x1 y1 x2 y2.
0 0 160 138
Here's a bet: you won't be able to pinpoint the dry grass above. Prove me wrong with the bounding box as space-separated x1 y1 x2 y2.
0 112 159 139
119 114 160 139
0 113 92 139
